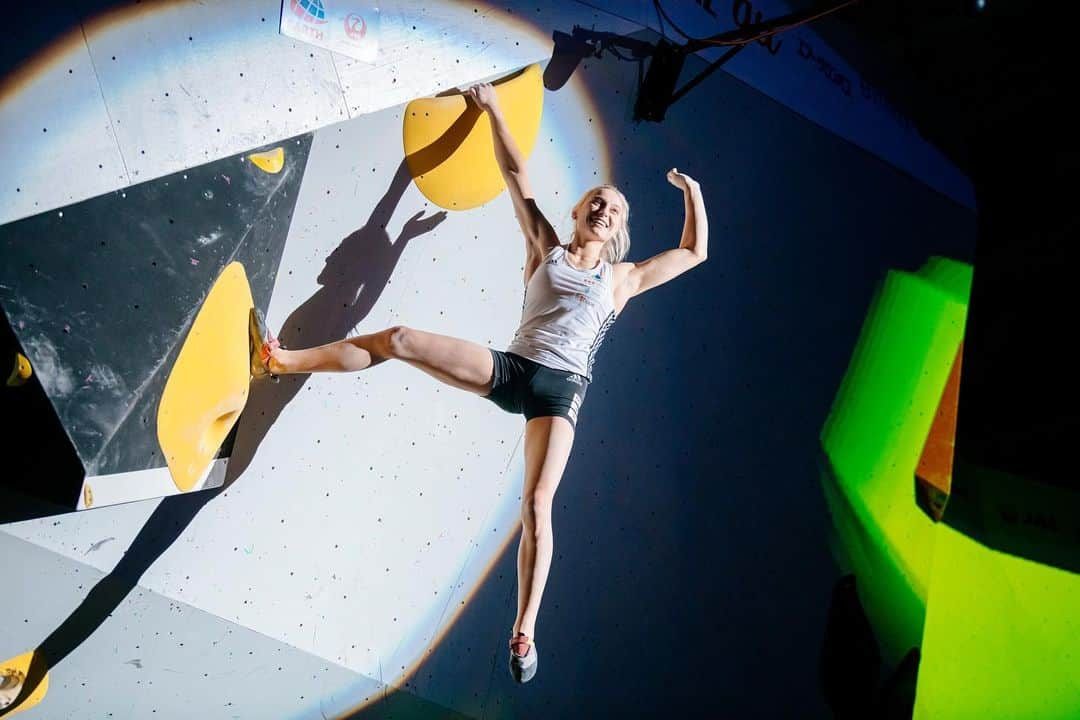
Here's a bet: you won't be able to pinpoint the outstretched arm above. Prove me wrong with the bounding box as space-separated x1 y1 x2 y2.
468 83 559 279
614 169 708 313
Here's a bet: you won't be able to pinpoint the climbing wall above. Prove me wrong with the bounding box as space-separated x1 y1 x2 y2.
0 137 311 509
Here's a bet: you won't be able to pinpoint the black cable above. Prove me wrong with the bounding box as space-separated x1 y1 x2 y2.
651 0 703 42
652 0 670 40
708 0 860 47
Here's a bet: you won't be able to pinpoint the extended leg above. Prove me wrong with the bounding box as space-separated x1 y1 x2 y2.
267 325 494 395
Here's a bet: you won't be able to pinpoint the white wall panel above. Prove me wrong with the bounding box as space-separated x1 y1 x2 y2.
0 24 127 224
334 1 638 115
81 1 348 183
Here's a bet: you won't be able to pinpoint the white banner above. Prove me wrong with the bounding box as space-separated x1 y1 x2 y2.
279 0 380 63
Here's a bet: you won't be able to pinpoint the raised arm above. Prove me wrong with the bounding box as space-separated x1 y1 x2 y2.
613 168 708 314
468 83 559 278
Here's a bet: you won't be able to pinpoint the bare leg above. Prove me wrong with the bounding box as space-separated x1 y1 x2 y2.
267 325 495 395
267 329 392 374
513 416 576 641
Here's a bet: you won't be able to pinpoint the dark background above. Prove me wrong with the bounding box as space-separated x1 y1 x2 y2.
799 0 1076 485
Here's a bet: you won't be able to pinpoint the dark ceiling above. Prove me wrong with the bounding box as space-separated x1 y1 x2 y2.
794 0 1070 183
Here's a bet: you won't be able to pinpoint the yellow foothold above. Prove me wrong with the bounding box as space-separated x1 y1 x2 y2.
248 147 285 174
6 353 31 387
157 262 254 492
0 651 49 716
82 484 94 509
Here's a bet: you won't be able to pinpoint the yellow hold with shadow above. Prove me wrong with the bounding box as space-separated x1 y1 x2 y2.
156 261 255 492
403 64 543 211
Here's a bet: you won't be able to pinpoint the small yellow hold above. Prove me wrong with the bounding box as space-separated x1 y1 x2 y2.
6 353 31 387
0 650 49 716
248 147 285 174
82 484 94 509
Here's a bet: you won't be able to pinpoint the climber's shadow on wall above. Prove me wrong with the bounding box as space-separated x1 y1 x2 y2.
225 158 446 482
0 487 220 717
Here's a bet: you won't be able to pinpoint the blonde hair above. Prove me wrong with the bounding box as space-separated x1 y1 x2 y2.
569 184 631 263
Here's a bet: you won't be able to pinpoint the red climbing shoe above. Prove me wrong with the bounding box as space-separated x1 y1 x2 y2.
248 307 280 381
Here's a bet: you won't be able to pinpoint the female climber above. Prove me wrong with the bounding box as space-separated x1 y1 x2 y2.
251 81 708 683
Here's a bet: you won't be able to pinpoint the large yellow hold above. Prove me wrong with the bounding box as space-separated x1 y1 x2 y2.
157 262 254 492
403 64 544 210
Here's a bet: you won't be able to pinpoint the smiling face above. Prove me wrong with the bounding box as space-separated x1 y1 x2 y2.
572 186 627 245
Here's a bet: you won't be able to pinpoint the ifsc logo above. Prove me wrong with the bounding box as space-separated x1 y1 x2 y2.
287 0 328 41
289 0 328 25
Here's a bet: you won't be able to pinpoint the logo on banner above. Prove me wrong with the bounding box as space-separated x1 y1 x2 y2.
280 0 380 62
344 13 368 41
289 0 328 24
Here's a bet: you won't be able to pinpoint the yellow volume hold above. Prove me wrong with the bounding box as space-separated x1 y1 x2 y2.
403 63 543 211
156 262 254 492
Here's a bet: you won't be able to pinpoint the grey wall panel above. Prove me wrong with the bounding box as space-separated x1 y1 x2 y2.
0 529 427 719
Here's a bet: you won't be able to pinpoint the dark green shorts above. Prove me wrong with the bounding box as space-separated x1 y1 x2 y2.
484 350 588 429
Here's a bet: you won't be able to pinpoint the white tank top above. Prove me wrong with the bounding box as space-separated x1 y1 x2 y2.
506 245 617 380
